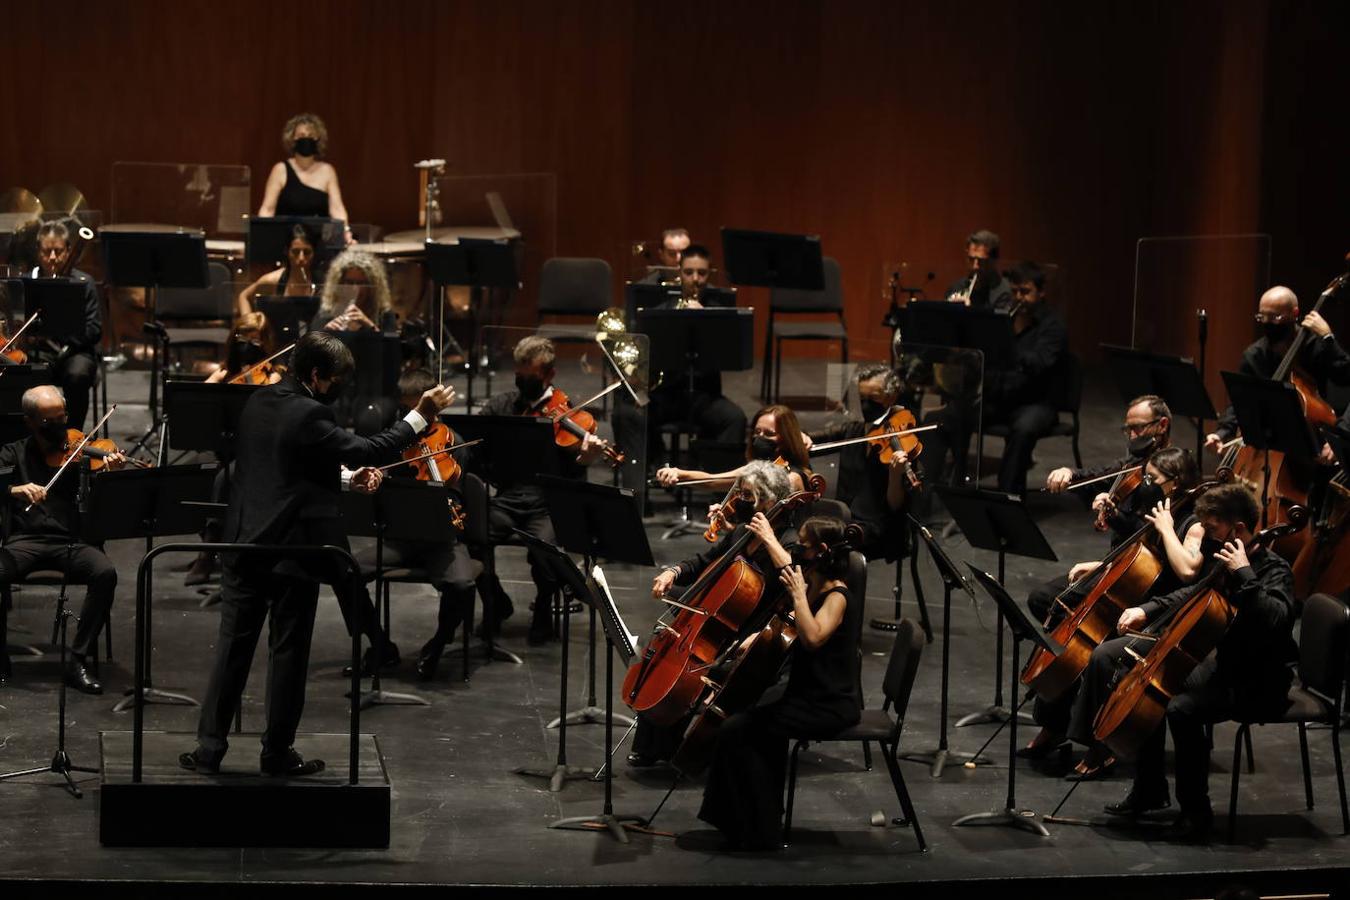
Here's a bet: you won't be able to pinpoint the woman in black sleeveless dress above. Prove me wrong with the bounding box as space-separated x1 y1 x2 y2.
257 112 353 244
697 515 862 850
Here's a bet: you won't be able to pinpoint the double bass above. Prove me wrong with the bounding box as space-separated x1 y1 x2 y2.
1092 512 1307 761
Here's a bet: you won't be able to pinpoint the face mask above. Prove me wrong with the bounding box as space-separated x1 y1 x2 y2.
861 400 889 423
1127 434 1158 458
515 374 545 402
730 496 757 524
750 436 779 461
311 379 343 405
292 137 319 157
37 420 67 445
1262 322 1294 344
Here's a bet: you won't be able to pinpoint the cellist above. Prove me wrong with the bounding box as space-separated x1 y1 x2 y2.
1023 448 1205 769
1092 483 1296 843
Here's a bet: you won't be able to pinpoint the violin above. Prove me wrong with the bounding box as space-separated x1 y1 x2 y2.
532 387 625 468
228 341 295 386
703 456 801 543
1093 466 1146 532
865 406 923 489
1 313 41 365
395 421 468 531
46 428 149 472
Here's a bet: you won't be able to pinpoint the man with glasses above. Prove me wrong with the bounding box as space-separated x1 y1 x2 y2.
1204 285 1350 463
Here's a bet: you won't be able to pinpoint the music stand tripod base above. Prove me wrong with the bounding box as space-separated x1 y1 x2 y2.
550 813 648 844
953 807 1050 837
549 706 635 729
900 746 991 779
515 763 594 793
954 705 1034 728
112 686 199 714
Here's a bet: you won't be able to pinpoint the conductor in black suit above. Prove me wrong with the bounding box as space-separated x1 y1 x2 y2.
181 331 454 776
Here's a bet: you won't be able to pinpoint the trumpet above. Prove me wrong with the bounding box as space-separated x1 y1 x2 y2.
675 280 702 310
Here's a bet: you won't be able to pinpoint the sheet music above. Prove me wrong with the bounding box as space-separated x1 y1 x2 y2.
591 564 638 659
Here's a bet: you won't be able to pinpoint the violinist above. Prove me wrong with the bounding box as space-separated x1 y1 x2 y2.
1023 447 1205 769
472 336 607 645
181 332 454 777
696 514 860 851
1099 483 1296 843
387 368 478 680
204 330 284 386
0 386 129 694
655 403 812 494
944 229 1012 310
235 223 319 323
808 364 920 562
630 460 794 768
1204 286 1350 464
25 221 103 431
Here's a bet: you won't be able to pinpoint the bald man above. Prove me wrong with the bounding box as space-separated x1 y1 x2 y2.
0 385 126 692
1206 286 1350 461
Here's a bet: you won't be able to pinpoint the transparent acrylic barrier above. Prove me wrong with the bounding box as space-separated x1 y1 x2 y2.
476 324 649 509
0 209 104 273
618 238 732 290
110 162 252 236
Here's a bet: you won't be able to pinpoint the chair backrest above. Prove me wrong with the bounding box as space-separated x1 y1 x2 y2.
157 261 232 320
842 549 868 708
537 257 612 316
881 619 925 726
459 471 491 548
1053 350 1083 414
805 498 851 522
769 256 842 314
1299 592 1350 711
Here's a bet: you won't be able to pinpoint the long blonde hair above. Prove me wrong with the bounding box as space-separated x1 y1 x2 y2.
319 249 392 319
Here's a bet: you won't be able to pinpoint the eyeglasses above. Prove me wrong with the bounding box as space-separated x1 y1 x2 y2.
1254 313 1292 325
1119 418 1162 435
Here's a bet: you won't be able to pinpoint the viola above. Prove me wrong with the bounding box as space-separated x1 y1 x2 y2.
532 387 625 468
1093 466 1146 532
1092 512 1307 761
866 406 923 489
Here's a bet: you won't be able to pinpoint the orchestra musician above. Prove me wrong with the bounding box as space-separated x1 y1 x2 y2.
1095 483 1297 843
235 223 319 324
1022 447 1205 770
470 336 607 646
180 332 453 777
257 112 355 245
630 460 794 768
312 248 398 334
697 514 861 851
638 227 691 283
655 403 812 494
921 261 1069 494
0 386 129 694
944 229 1012 310
26 221 103 431
1204 285 1350 464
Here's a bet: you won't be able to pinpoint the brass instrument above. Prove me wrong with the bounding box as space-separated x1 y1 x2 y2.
595 306 649 393
415 159 448 240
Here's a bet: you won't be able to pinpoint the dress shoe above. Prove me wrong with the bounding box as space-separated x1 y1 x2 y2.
178 749 222 774
1015 728 1068 760
341 641 401 678
416 637 449 681
527 622 555 646
260 748 326 777
1103 787 1171 817
626 752 661 768
64 660 102 695
1065 746 1116 781
1162 809 1213 843
183 551 220 586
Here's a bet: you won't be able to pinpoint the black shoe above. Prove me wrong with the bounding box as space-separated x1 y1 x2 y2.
184 551 219 587
64 660 102 695
178 749 222 774
260 748 326 777
475 596 515 639
416 637 449 681
0 650 10 684
626 752 660 768
1015 729 1069 760
527 622 554 646
1103 788 1171 817
1162 809 1213 843
341 641 401 678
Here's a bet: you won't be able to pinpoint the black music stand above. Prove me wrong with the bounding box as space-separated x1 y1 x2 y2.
905 302 1017 370
164 379 260 455
256 294 320 346
341 480 456 709
102 231 209 457
721 227 824 290
0 364 49 408
83 465 218 713
426 239 520 404
935 485 1056 727
899 518 991 777
246 216 344 269
1102 344 1217 462
538 476 652 730
333 331 401 429
20 279 88 350
1222 371 1320 529
953 564 1062 836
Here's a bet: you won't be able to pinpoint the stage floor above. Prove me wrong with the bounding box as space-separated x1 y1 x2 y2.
0 364 1346 898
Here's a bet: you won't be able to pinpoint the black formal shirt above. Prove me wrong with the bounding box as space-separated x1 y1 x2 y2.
0 436 81 538
1215 334 1350 440
985 304 1069 410
473 387 586 509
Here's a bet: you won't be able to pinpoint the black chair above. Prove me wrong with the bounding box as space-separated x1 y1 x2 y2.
760 256 846 403
536 257 612 326
840 547 874 772
1226 592 1350 842
158 261 233 370
472 472 561 649
982 350 1084 471
783 618 926 851
0 568 113 674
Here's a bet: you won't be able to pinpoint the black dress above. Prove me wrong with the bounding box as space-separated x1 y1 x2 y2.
697 584 861 849
276 161 330 217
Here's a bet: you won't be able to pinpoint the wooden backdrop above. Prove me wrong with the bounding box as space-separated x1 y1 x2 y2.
2 0 1346 401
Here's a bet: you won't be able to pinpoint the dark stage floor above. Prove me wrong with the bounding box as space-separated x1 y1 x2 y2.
1 362 1347 898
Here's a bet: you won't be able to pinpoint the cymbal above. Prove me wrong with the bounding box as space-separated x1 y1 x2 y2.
0 187 41 214
37 182 86 215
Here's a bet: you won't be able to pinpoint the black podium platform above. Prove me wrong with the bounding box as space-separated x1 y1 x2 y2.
98 731 391 848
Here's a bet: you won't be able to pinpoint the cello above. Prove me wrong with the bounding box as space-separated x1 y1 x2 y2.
1092 512 1307 761
1021 474 1224 703
621 474 826 726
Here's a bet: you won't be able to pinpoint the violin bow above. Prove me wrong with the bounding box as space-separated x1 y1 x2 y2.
556 379 625 420
25 404 118 512
1 311 39 354
1038 465 1142 493
808 424 937 455
374 438 483 472
231 341 296 384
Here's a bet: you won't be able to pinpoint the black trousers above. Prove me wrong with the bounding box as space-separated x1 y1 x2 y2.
698 696 857 849
1066 635 1134 749
0 535 115 659
632 711 689 762
477 495 558 633
920 399 1058 493
613 388 747 488
383 537 477 644
195 565 320 763
1029 573 1074 733
34 350 97 432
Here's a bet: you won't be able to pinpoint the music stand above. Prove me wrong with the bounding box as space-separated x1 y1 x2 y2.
246 216 344 270
1222 371 1320 529
341 480 457 709
1102 344 1217 462
256 294 320 346
164 379 260 455
905 302 1017 370
899 518 991 777
953 564 1062 836
20 279 88 350
0 364 49 408
426 239 520 404
101 230 209 457
720 227 824 290
935 484 1057 727
83 465 218 713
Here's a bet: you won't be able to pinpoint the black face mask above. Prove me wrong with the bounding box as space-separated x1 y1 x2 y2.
37 420 67 445
292 137 319 157
515 374 545 403
861 400 889 423
311 379 343 406
750 436 779 461
1262 322 1295 344
1128 434 1158 458
730 496 757 524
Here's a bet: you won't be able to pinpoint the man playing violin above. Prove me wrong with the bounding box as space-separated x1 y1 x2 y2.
0 385 129 693
471 336 607 646
181 331 454 777
26 221 103 431
1092 483 1295 842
